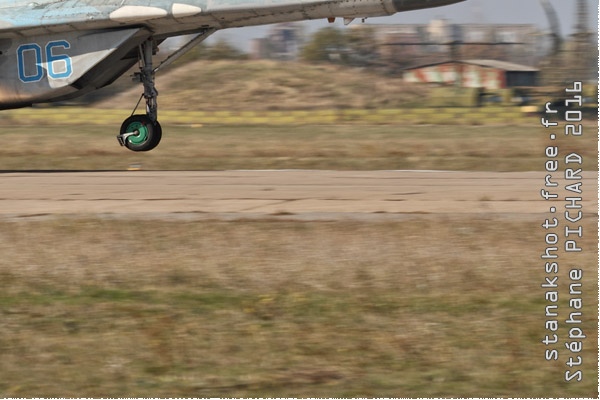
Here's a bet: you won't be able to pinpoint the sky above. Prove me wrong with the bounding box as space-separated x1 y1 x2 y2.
206 0 599 51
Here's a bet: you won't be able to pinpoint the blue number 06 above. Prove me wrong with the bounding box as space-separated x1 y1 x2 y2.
17 40 73 82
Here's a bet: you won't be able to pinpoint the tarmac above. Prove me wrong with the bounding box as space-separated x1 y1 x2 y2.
0 170 597 220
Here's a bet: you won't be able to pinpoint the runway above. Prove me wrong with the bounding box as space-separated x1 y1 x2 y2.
1 170 597 220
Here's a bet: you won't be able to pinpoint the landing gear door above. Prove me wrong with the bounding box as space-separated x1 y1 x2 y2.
0 28 144 107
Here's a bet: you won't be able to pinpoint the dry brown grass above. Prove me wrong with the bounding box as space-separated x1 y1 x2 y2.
97 60 429 111
0 216 597 397
0 124 596 171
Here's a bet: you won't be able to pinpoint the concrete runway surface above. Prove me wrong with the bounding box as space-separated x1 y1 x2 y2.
1 170 597 220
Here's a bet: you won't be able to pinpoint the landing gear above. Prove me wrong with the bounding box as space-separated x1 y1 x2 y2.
117 38 162 152
115 29 216 151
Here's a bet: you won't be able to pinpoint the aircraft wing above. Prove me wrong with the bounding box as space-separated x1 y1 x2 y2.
0 0 465 37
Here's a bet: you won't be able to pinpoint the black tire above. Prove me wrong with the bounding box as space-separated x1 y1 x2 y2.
120 114 162 152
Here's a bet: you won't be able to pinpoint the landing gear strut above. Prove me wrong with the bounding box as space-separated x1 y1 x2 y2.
116 29 215 151
117 38 162 152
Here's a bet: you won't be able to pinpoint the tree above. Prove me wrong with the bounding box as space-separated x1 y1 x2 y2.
204 38 248 60
300 26 379 66
344 25 378 66
300 27 348 63
177 38 248 64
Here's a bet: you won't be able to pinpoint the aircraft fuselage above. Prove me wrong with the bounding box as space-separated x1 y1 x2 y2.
0 0 465 36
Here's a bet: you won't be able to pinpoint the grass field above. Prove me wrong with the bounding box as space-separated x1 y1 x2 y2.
0 113 597 396
0 123 596 171
0 217 597 397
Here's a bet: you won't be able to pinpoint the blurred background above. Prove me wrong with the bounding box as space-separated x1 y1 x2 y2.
0 0 598 398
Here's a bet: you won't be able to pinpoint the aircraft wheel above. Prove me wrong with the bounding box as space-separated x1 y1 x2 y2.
120 115 162 152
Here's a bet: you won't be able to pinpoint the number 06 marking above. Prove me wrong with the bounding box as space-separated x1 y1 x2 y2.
17 40 73 83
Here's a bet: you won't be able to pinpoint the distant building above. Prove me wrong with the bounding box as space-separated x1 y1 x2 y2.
362 20 547 69
250 23 304 60
403 59 539 89
250 38 270 60
252 19 550 67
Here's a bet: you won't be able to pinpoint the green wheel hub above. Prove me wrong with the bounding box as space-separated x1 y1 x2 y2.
126 121 148 145
119 114 162 152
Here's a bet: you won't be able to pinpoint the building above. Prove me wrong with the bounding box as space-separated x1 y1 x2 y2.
403 59 539 89
362 20 547 69
250 23 305 60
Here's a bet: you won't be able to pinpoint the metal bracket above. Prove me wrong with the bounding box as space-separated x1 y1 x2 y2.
116 130 140 146
153 28 217 74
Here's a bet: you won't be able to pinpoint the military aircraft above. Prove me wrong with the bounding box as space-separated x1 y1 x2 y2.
0 0 465 151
